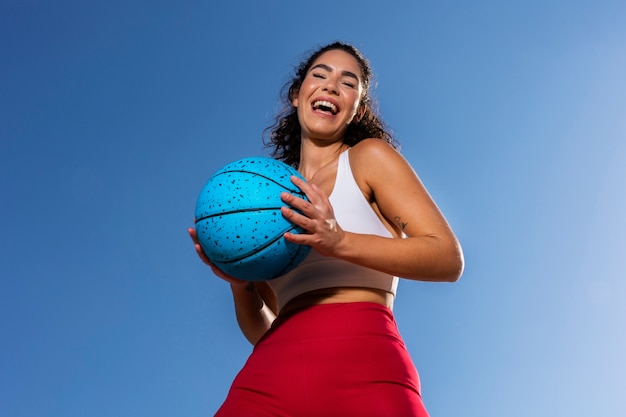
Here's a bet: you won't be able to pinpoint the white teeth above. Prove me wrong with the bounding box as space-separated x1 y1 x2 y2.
313 100 337 114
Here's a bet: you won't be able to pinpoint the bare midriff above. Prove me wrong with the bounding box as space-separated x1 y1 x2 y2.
279 287 393 316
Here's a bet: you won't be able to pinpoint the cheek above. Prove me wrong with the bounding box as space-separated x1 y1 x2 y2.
349 93 363 114
293 82 314 107
300 77 316 92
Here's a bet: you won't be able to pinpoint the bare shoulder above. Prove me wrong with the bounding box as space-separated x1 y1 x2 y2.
349 138 417 185
349 138 399 161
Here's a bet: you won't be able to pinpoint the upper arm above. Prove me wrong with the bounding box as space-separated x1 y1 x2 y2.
350 139 457 242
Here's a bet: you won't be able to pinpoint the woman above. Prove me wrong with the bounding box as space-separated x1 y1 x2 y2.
189 41 464 416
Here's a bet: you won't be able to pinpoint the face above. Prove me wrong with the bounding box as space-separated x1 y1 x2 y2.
292 49 364 143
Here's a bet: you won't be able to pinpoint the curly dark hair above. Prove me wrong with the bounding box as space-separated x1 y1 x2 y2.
263 41 397 168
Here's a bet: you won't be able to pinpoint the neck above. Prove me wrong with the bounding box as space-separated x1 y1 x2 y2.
298 138 347 180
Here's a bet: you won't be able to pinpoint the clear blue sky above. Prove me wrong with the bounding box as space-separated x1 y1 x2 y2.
2 1 625 416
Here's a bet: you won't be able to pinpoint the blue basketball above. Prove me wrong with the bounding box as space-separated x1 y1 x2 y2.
194 157 311 281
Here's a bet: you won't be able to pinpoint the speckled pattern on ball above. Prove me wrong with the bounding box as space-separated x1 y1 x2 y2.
194 157 311 281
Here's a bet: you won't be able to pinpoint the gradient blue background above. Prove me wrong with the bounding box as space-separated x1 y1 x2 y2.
2 1 625 416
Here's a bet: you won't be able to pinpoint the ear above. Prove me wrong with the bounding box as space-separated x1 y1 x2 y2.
291 88 300 108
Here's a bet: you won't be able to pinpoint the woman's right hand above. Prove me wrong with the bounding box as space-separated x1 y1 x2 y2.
187 227 248 287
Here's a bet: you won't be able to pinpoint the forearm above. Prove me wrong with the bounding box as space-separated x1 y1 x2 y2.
231 283 277 345
334 232 464 282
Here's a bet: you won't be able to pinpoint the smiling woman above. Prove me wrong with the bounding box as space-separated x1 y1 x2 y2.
189 41 463 417
292 49 365 150
264 42 396 168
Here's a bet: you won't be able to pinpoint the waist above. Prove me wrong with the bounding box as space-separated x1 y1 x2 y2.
258 301 400 347
279 287 393 316
267 251 398 312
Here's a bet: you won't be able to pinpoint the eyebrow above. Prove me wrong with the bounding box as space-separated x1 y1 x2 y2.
311 63 360 82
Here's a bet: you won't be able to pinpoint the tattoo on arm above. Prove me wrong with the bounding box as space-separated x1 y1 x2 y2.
394 216 408 231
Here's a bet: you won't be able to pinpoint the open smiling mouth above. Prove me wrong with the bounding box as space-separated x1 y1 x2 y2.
312 100 338 115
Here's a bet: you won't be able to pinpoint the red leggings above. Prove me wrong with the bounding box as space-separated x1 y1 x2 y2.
215 302 430 417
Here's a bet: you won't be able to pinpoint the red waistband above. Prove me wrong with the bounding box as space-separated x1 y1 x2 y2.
257 301 401 347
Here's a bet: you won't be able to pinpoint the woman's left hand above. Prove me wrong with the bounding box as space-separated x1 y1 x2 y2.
280 175 344 257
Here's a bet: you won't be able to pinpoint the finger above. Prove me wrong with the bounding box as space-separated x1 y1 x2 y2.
195 244 247 285
189 228 212 264
194 243 211 264
188 227 199 244
204 258 248 285
280 205 315 231
189 228 248 286
283 230 309 245
206 262 248 286
310 182 329 201
281 193 319 223
280 191 310 211
290 174 309 190
290 175 321 202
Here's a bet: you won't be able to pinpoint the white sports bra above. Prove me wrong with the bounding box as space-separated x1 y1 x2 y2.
267 149 399 311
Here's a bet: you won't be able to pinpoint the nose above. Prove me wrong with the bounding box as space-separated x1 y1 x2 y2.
322 78 339 95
